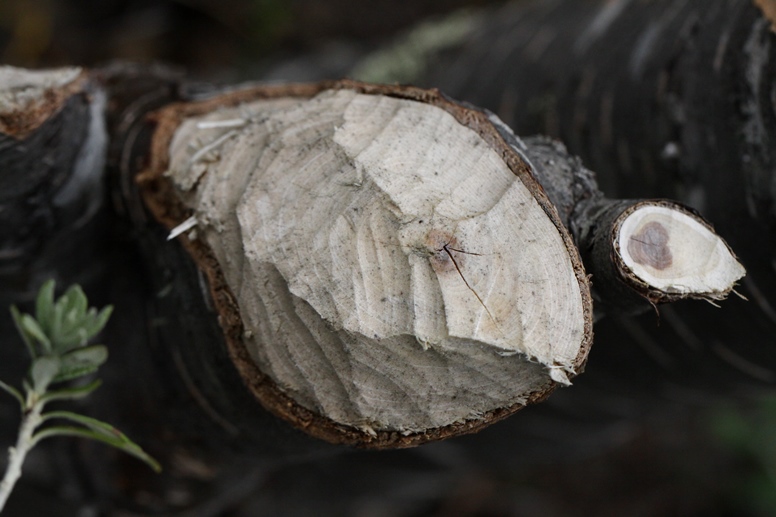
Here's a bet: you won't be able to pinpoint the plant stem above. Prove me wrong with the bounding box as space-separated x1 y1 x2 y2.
0 398 44 512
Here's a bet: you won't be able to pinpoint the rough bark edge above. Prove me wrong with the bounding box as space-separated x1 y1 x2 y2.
610 200 744 304
136 79 594 449
754 0 776 31
0 69 89 139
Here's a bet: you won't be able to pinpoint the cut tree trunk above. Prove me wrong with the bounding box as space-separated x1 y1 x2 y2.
134 76 743 446
0 60 748 511
136 79 594 447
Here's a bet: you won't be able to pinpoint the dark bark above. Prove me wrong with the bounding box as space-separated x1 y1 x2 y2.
422 0 776 405
427 0 776 220
0 66 341 513
0 70 106 296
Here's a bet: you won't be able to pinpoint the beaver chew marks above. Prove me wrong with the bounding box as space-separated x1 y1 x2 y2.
160 85 591 441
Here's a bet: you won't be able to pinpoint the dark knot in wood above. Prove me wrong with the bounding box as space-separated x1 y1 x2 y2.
426 229 464 274
627 221 672 270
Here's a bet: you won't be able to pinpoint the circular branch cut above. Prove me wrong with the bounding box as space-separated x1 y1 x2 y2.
141 82 592 446
616 202 745 300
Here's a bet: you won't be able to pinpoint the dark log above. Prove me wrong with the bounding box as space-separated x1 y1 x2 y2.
0 67 107 296
0 51 750 511
421 0 776 404
0 65 339 513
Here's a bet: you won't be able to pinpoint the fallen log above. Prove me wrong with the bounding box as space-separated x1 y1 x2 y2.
0 62 747 510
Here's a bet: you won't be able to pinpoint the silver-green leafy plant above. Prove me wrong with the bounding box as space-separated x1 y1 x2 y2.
0 280 160 512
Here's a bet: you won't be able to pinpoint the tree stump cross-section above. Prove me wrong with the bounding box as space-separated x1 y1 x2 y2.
138 80 593 447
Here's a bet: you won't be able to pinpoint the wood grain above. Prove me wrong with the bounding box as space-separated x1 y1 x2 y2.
142 82 593 444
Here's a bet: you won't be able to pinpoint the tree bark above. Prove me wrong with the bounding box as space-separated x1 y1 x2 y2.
420 0 776 403
0 65 337 513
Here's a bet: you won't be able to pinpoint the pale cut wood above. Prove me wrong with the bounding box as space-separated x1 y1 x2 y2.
616 204 745 299
164 90 585 432
156 86 590 438
0 66 85 137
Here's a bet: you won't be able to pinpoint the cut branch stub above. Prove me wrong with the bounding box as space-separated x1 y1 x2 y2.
575 198 745 312
511 136 745 313
138 80 593 447
614 201 745 302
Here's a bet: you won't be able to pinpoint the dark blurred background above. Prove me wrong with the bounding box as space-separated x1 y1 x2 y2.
0 0 498 80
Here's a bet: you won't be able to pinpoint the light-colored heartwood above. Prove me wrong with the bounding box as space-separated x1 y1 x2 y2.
617 204 745 299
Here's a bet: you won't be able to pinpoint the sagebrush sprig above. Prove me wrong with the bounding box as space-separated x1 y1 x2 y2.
0 280 159 512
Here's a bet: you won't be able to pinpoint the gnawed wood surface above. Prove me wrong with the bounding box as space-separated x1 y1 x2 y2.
140 81 593 445
0 66 86 138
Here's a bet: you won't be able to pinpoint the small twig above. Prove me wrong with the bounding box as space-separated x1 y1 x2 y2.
0 398 44 510
0 280 160 513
